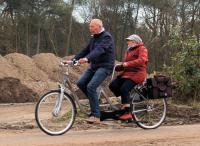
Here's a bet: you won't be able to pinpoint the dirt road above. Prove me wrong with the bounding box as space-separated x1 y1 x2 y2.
0 124 200 146
1 103 200 146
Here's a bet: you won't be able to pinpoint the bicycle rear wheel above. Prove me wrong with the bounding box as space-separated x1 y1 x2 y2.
35 90 76 135
131 95 167 129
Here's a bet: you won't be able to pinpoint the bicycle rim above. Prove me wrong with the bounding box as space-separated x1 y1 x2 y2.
35 91 76 135
132 98 167 129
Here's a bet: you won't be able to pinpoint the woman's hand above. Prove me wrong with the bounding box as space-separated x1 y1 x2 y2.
115 64 124 71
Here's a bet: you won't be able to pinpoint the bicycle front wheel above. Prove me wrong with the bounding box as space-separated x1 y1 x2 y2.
35 90 76 135
131 96 167 129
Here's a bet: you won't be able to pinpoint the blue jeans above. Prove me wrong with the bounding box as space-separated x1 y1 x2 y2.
76 67 112 118
109 77 136 104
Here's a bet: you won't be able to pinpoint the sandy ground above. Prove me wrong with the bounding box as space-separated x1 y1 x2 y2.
0 124 200 146
0 103 36 129
0 103 200 146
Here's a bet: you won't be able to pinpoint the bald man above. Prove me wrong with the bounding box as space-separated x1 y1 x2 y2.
72 19 115 123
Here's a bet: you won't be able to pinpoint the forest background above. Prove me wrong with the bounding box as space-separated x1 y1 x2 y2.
0 0 200 103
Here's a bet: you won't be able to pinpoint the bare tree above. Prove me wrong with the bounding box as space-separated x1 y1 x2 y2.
66 0 75 55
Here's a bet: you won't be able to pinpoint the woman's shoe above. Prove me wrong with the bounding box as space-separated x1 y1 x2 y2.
119 112 132 120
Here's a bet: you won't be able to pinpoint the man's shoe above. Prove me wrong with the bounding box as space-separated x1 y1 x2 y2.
85 116 100 124
119 113 132 120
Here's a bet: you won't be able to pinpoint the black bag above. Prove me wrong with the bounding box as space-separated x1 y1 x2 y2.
147 75 172 99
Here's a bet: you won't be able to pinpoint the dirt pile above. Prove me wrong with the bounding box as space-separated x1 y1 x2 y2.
0 52 117 103
4 53 58 96
0 53 91 103
0 56 19 78
0 53 61 103
4 53 48 81
32 53 61 81
0 77 38 103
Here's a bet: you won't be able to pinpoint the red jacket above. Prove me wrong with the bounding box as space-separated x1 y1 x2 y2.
118 43 148 84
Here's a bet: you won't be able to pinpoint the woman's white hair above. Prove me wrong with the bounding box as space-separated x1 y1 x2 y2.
126 34 143 43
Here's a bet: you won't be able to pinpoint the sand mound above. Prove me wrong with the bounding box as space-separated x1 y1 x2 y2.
0 53 78 103
0 53 116 103
0 77 38 103
0 53 59 102
4 53 48 82
0 56 19 78
32 53 62 82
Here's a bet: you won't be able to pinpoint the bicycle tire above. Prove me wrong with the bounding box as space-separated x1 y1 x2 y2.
131 94 167 129
35 90 76 136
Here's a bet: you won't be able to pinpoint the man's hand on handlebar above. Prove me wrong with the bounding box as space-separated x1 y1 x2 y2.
62 60 72 64
78 57 88 64
62 59 78 65
61 57 88 66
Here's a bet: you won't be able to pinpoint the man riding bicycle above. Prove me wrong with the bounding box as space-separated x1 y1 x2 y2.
65 19 115 124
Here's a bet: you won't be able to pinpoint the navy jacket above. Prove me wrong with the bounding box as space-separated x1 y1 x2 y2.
74 31 115 70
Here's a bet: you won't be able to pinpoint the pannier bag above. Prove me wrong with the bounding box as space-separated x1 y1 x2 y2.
147 75 172 99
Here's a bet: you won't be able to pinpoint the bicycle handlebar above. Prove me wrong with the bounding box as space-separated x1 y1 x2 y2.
60 59 79 66
61 60 118 81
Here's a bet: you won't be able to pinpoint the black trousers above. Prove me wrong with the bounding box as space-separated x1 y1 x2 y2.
109 77 136 104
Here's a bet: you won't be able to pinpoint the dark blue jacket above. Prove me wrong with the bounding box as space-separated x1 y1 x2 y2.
74 31 115 70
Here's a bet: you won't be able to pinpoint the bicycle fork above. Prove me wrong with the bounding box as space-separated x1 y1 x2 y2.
52 84 65 117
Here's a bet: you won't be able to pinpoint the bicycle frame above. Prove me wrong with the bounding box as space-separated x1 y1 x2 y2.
58 63 120 115
36 62 167 136
130 87 148 113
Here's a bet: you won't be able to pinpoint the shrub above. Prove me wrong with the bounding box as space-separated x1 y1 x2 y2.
164 35 200 104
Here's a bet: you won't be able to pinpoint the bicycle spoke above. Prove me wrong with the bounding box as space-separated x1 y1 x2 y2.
35 91 76 135
132 96 167 129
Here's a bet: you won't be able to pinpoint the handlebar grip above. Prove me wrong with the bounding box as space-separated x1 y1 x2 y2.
60 59 78 66
72 59 78 65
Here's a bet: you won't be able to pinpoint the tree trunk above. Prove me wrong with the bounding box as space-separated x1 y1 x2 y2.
180 0 186 39
66 0 75 55
15 22 18 52
134 0 140 33
36 26 41 54
120 1 131 61
190 1 200 35
112 3 119 60
48 24 57 55
26 20 30 56
152 5 157 38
